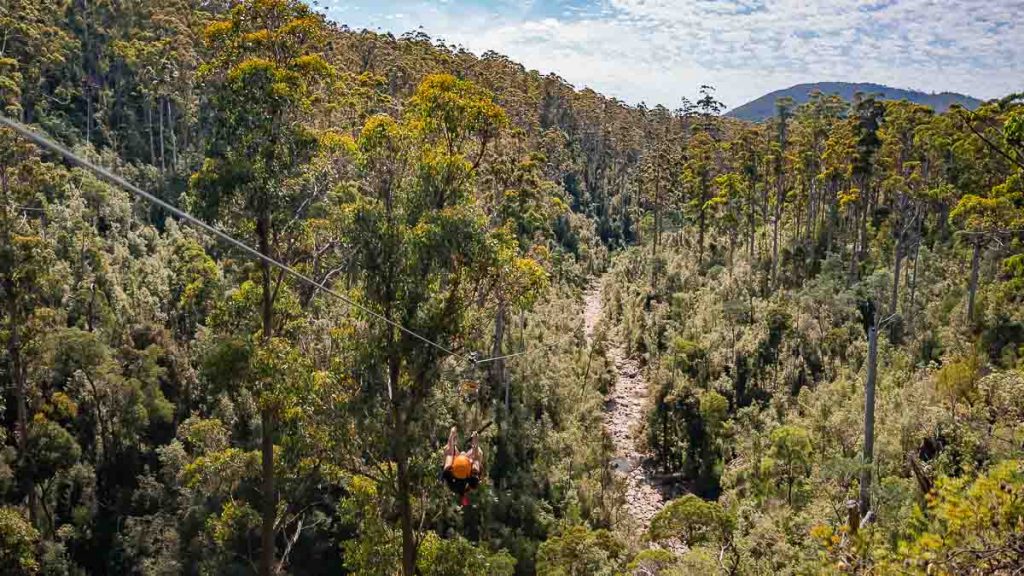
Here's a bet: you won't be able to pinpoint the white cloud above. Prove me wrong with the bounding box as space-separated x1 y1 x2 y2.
321 0 1024 110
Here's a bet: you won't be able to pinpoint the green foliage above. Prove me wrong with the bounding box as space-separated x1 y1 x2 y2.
417 532 516 576
934 354 981 413
409 74 508 151
886 460 1024 574
206 500 260 549
949 193 1019 234
535 525 626 576
670 338 708 381
699 390 729 434
0 507 38 575
176 417 229 455
181 448 259 493
763 425 814 506
648 494 734 546
339 475 400 575
168 232 221 338
23 419 80 484
819 461 1024 575
626 548 679 574
1 2 1023 575
1005 109 1024 154
1 2 609 573
331 70 549 573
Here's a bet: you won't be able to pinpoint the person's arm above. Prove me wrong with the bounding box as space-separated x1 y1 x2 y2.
469 432 483 475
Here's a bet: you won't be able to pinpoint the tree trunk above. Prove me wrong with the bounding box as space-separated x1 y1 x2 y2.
848 199 862 283
661 409 668 473
890 241 903 317
493 299 508 410
259 407 275 576
859 322 878 517
258 213 276 576
728 232 735 270
0 177 35 525
390 349 416 576
147 101 156 167
492 298 510 490
748 185 756 260
85 87 92 146
771 208 780 290
772 148 785 290
158 96 166 175
82 374 110 464
167 98 178 169
806 179 816 244
698 205 706 266
967 239 981 324
908 241 920 331
825 185 837 254
380 289 415 576
182 89 190 155
795 191 802 244
654 168 662 251
6 295 33 524
397 439 416 576
650 201 659 292
847 500 860 535
936 205 949 247
761 174 769 226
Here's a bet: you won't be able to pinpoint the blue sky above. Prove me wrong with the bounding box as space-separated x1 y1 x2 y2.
315 0 1023 110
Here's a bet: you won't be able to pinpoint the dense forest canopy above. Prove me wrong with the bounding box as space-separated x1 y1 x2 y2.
1 1 1022 575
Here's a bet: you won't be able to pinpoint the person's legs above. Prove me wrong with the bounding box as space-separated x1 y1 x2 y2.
444 426 459 470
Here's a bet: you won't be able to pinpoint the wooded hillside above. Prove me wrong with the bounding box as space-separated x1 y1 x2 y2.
726 82 981 122
1 1 1022 575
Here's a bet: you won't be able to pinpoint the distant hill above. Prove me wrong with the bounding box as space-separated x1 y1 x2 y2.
725 82 982 122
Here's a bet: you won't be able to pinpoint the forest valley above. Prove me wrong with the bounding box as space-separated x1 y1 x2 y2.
1 1 1023 575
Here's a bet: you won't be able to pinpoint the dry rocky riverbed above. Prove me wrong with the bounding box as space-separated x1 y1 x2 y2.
583 282 670 531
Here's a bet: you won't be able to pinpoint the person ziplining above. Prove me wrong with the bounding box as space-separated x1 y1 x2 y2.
0 114 578 514
441 425 485 507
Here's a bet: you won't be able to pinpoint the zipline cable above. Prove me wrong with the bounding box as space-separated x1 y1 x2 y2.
1 115 592 367
0 115 466 361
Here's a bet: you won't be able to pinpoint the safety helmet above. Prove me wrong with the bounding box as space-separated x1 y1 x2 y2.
452 454 473 479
